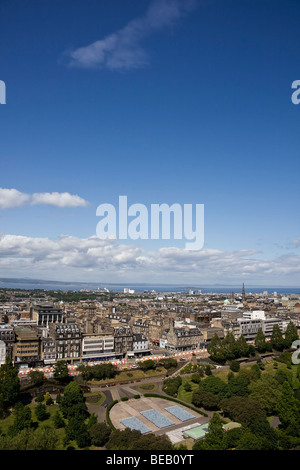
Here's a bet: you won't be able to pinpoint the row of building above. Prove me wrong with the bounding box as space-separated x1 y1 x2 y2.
0 294 298 369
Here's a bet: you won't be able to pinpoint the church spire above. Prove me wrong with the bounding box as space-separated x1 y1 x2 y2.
242 283 246 303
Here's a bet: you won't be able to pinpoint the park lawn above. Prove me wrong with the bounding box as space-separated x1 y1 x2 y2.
0 402 68 449
177 378 200 404
84 391 106 405
137 382 158 392
212 366 231 382
88 367 167 385
174 438 194 450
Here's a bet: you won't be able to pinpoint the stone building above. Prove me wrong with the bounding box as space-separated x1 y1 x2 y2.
49 320 81 364
0 324 15 360
31 302 64 327
161 320 203 352
113 326 133 358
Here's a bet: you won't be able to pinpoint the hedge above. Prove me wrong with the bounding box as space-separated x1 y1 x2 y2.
106 399 118 430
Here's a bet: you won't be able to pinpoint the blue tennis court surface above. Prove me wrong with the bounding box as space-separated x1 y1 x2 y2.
140 409 175 428
164 405 195 421
120 416 151 434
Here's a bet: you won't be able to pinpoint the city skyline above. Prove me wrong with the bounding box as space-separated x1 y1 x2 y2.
0 0 300 286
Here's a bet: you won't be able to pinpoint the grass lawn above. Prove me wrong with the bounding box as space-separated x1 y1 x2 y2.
177 378 200 404
84 391 106 405
0 402 69 449
174 438 194 450
137 382 158 392
88 367 167 385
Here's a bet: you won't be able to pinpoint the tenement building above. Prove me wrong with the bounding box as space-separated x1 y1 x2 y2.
49 320 81 364
161 320 203 352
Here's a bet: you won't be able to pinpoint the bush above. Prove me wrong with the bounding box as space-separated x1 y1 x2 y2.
184 382 192 392
191 373 202 384
139 360 156 372
106 400 118 430
53 411 65 429
162 376 182 397
89 422 111 447
121 397 128 401
35 403 50 421
229 361 240 373
192 388 220 410
44 392 54 406
35 393 44 403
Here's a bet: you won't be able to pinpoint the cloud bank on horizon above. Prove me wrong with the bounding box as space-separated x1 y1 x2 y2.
0 232 299 285
66 0 196 70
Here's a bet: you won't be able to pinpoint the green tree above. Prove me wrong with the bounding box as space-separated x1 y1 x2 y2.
207 334 227 364
284 321 299 348
274 368 293 387
193 413 225 450
44 392 54 406
28 370 44 387
227 376 249 397
35 402 50 421
223 427 243 450
106 428 172 451
159 358 177 370
53 360 70 383
276 381 300 430
0 428 57 450
199 375 229 400
229 360 240 372
270 324 285 351
87 412 98 430
7 403 33 437
184 381 192 392
249 373 282 415
220 396 266 427
162 376 182 397
235 335 250 358
65 416 91 448
238 366 260 385
53 410 65 429
249 417 278 450
222 332 238 360
27 426 59 450
0 356 20 409
89 422 112 447
139 359 156 372
190 373 201 384
254 328 267 353
192 388 220 410
59 381 89 421
236 431 263 450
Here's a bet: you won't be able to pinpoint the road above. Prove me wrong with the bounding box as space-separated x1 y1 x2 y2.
17 348 209 377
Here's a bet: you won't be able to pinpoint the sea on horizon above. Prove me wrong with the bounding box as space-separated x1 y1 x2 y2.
0 278 299 295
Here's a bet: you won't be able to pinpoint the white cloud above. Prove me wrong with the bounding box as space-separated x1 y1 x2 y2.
67 0 196 70
0 188 30 209
0 188 89 209
0 232 299 285
31 192 89 208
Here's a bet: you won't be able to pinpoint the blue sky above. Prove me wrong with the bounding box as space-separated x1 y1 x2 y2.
0 0 300 286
